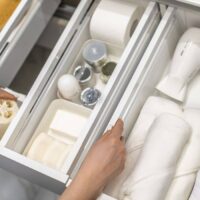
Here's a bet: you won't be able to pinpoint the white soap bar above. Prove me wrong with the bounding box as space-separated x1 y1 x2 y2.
27 133 72 171
50 109 88 139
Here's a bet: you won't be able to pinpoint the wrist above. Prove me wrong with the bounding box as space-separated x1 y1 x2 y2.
73 171 101 199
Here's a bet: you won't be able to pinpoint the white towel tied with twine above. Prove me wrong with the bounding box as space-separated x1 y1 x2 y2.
105 96 183 198
119 114 191 200
165 109 200 200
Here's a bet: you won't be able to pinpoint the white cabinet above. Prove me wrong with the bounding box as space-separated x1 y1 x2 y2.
0 0 61 86
2 0 200 198
0 0 160 193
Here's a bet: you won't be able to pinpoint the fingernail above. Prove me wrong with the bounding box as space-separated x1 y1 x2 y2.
117 118 124 127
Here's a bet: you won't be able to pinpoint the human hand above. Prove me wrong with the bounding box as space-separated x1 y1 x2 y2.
60 119 126 200
78 119 125 193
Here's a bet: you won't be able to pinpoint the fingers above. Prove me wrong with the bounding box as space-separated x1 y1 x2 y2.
0 88 17 101
111 119 124 138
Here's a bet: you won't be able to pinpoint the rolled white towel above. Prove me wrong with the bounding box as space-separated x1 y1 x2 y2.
119 113 191 200
166 109 200 200
189 171 200 200
104 96 183 198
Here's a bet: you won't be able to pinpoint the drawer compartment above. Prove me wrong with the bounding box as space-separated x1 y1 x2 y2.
0 0 93 193
0 0 31 50
0 1 160 193
0 0 62 87
92 5 200 200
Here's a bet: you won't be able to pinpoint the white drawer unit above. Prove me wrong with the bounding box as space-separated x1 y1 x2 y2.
86 3 200 200
0 0 61 86
0 0 31 50
0 0 161 194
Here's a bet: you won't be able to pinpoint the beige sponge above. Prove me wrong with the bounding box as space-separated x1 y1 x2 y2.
0 99 18 138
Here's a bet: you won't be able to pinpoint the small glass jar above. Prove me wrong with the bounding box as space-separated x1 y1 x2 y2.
73 64 96 89
82 40 108 73
100 61 117 83
81 88 101 108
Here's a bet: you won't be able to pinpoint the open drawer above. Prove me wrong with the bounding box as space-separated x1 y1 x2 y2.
0 0 61 87
0 0 31 50
0 1 161 194
84 5 200 200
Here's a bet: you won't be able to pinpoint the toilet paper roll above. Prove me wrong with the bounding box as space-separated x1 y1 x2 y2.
0 99 18 138
90 0 139 47
104 96 183 198
165 109 200 200
119 114 191 200
27 133 72 171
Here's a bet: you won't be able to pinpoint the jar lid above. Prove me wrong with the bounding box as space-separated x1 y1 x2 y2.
81 88 101 108
74 65 93 84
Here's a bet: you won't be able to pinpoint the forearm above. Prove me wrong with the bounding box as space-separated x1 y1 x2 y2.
59 174 100 200
59 119 125 200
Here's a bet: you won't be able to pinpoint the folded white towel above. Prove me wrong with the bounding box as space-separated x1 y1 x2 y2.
119 114 191 200
104 96 183 198
166 109 200 200
184 75 200 109
189 171 200 200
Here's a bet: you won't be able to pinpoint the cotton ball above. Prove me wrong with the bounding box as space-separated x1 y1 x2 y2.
57 75 81 101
